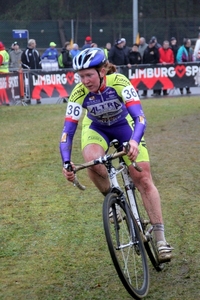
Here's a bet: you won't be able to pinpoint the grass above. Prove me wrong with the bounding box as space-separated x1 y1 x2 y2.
0 97 200 299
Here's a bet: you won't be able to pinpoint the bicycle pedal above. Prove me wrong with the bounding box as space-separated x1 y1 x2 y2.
141 219 150 230
145 232 151 242
143 219 150 225
158 255 171 263
142 234 148 243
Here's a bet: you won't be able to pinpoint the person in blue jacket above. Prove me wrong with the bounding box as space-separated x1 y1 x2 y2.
41 42 58 61
70 43 80 58
176 38 193 94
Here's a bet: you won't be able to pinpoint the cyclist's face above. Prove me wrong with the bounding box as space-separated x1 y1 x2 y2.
78 68 105 92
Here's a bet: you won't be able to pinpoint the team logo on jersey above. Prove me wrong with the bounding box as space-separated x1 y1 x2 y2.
106 90 115 95
88 136 103 142
139 116 145 124
114 74 131 87
61 132 67 142
70 85 85 102
89 96 95 100
88 99 122 116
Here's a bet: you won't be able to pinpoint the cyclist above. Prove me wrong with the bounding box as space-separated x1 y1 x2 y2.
60 47 174 262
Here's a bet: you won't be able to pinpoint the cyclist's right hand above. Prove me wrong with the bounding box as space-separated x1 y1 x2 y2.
63 161 75 182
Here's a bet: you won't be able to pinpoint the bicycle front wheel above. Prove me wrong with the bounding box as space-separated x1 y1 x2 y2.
103 193 149 299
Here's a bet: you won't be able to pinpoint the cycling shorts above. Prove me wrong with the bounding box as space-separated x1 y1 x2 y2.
81 115 149 165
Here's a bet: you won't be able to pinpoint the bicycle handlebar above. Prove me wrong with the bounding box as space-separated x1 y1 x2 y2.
74 150 126 172
71 148 142 190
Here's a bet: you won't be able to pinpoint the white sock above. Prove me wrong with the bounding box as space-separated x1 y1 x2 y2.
152 223 166 243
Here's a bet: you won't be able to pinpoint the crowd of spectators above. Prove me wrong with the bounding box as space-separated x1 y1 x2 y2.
104 34 198 97
1 32 200 105
72 34 199 97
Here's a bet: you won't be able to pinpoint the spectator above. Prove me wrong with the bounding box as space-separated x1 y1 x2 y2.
170 37 179 63
151 36 161 49
121 37 131 56
159 41 174 65
177 38 193 94
0 41 10 105
8 43 15 55
128 43 142 65
159 40 174 95
143 39 160 64
21 38 42 104
138 37 148 62
177 38 193 63
58 41 73 68
82 36 92 50
41 42 58 61
0 41 9 73
9 41 22 71
21 39 41 70
108 39 131 67
70 43 80 58
150 37 161 96
193 33 200 61
141 39 160 97
91 43 98 47
104 42 111 58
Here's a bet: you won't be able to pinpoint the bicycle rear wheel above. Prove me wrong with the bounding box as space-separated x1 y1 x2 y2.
144 227 164 272
103 193 149 299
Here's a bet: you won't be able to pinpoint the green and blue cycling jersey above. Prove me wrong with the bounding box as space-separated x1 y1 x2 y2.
60 73 147 164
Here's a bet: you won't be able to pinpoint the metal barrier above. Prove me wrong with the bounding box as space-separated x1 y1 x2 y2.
41 59 59 72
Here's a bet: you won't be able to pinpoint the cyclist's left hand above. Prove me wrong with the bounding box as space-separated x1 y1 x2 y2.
126 140 139 162
62 161 75 182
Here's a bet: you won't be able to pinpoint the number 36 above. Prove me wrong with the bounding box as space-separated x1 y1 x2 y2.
123 86 138 99
66 103 82 119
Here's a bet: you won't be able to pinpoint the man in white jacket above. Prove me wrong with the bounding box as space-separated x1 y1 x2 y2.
194 33 200 61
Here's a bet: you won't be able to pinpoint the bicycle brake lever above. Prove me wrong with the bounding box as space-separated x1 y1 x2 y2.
63 162 73 172
123 142 142 172
132 161 143 172
123 142 130 154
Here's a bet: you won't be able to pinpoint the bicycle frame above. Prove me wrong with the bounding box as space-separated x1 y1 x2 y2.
71 143 144 233
109 159 157 246
106 158 144 233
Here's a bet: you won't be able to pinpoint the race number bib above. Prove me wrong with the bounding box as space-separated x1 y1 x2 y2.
122 85 140 102
66 102 82 121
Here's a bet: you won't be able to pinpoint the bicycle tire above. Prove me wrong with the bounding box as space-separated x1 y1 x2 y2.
103 193 149 299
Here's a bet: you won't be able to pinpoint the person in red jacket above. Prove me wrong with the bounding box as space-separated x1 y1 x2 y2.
0 41 10 105
0 41 9 73
158 40 174 95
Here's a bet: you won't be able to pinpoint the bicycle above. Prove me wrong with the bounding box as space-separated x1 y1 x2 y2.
67 140 167 299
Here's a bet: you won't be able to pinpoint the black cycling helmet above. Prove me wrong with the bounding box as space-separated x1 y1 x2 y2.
73 47 107 71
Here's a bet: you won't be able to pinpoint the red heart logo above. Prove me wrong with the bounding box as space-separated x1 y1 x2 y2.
66 72 74 85
175 65 186 78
